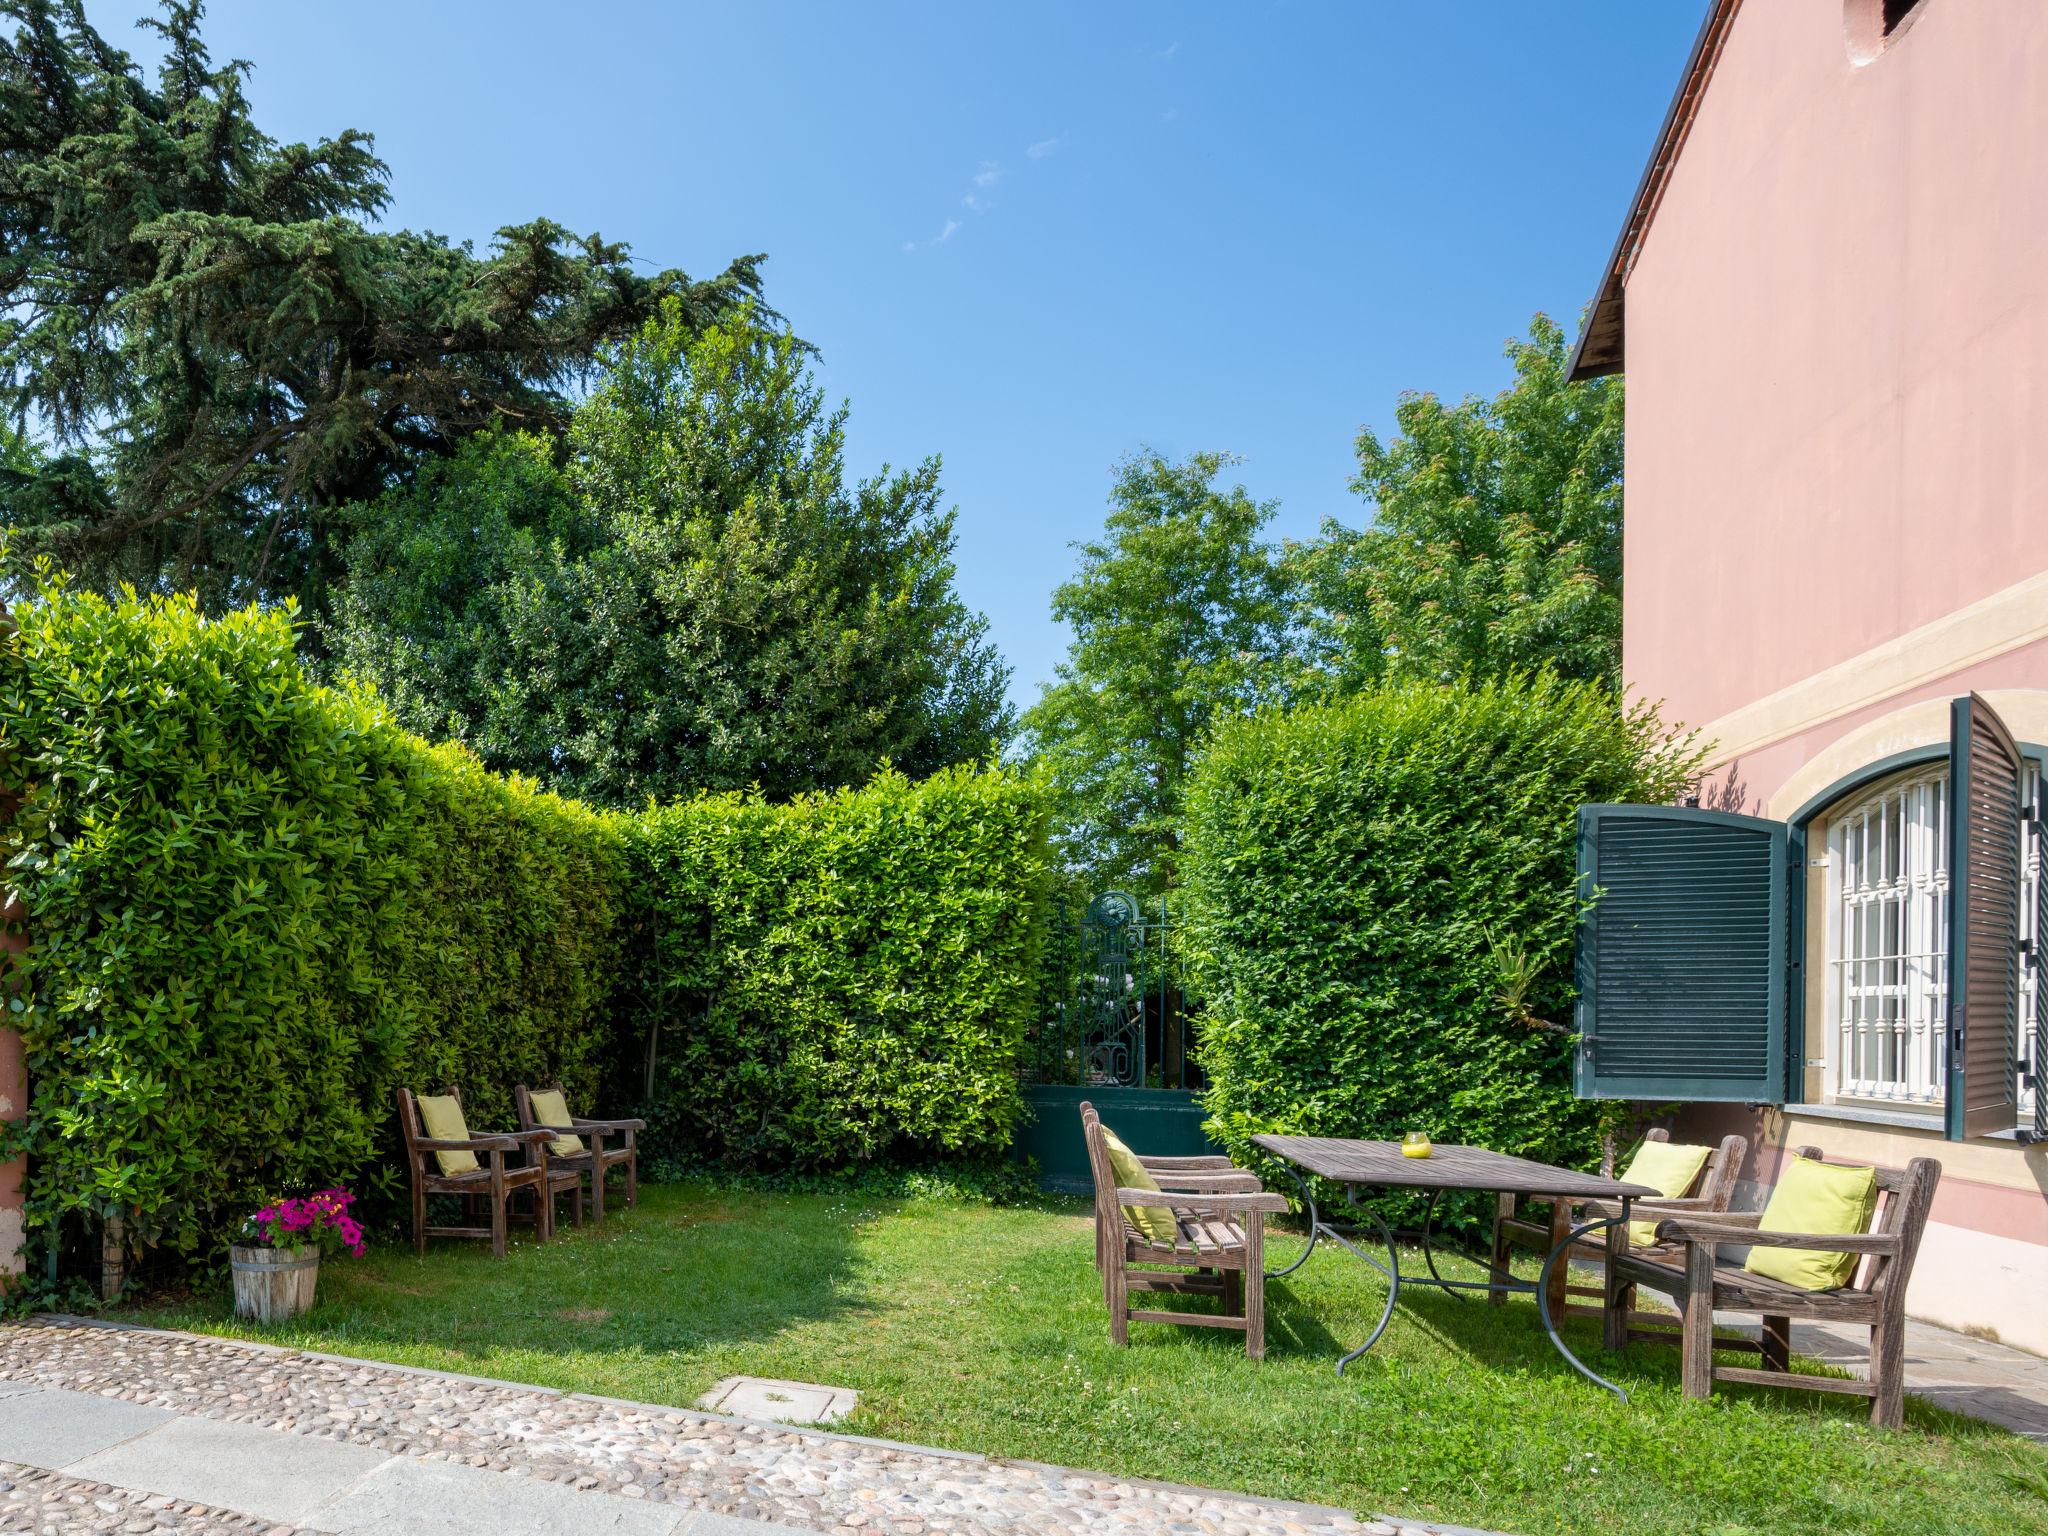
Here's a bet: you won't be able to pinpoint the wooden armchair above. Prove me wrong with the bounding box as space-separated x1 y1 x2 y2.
397 1086 580 1258
1604 1146 1941 1428
1490 1128 1749 1322
1079 1100 1288 1359
515 1083 644 1224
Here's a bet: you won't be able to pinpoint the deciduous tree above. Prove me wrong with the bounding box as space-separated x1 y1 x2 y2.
1018 450 1297 897
1291 315 1623 690
329 306 1010 805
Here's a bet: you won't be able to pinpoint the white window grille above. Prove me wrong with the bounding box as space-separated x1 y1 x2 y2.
1824 760 2041 1117
1827 768 1949 1105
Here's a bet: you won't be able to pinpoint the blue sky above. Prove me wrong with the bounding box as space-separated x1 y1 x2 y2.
109 1 1701 711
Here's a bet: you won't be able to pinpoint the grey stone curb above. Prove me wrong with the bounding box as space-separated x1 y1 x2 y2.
31 1314 1413 1529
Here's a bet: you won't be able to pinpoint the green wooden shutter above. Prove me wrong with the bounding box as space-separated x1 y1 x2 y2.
1575 804 1791 1103
2032 798 2047 1145
1946 692 2023 1142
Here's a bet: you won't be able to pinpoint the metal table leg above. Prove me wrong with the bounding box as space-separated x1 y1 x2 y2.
1535 1198 1632 1403
1264 1164 1321 1280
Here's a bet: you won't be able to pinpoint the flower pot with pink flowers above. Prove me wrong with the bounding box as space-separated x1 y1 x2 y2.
229 1187 366 1323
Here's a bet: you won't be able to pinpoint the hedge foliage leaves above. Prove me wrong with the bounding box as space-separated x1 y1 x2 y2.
0 576 1048 1269
1182 674 1703 1204
0 577 627 1259
623 767 1050 1170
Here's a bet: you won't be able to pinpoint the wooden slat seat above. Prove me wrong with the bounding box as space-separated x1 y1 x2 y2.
1081 1101 1286 1358
1599 1145 1941 1428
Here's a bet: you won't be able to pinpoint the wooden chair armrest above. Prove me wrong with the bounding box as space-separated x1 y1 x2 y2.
1151 1171 1263 1192
1577 1194 1718 1221
1654 1216 1899 1254
414 1135 522 1153
1117 1188 1289 1214
572 1116 647 1132
1137 1155 1236 1169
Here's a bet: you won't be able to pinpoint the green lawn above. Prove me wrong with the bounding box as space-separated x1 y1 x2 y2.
131 1184 2047 1536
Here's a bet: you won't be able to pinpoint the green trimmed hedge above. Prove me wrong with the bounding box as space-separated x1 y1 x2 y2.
0 577 1050 1274
623 767 1050 1170
1181 674 1701 1202
0 579 626 1261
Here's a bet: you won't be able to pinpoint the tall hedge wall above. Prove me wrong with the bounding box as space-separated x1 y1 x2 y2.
0 579 1051 1273
1181 674 1701 1198
0 582 626 1261
623 766 1050 1170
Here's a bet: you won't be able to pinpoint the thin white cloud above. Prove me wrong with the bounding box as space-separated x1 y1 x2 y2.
963 193 993 213
1155 41 1180 60
902 218 962 253
973 161 1004 188
1026 135 1063 160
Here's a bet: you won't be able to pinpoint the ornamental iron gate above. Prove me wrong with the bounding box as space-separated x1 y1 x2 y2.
1026 891 1200 1090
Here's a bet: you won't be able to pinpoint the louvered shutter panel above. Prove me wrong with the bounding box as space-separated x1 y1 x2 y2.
1946 692 2023 1142
1574 805 1790 1103
2033 803 2047 1144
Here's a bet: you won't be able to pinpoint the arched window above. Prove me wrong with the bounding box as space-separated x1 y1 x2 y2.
1823 759 2040 1110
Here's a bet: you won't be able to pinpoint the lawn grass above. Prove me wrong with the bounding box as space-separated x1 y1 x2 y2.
130 1183 2048 1536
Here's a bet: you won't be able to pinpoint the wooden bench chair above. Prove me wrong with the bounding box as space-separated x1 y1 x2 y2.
515 1083 645 1224
1602 1146 1941 1428
1489 1128 1749 1322
1079 1100 1287 1359
397 1086 580 1258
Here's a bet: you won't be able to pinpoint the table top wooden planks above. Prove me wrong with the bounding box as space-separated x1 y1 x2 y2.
1252 1134 1659 1200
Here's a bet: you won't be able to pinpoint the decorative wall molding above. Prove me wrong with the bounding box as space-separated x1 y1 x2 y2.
1693 570 2048 769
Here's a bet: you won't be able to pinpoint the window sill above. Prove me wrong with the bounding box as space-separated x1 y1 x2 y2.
1785 1100 2034 1143
1786 1100 1944 1133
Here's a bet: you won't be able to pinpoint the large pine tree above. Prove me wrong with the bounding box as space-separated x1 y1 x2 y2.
0 0 767 619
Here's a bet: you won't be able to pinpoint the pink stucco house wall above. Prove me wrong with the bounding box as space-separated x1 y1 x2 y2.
1571 0 2048 1352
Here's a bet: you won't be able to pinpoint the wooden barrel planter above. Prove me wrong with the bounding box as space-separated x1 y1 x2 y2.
229 1243 321 1323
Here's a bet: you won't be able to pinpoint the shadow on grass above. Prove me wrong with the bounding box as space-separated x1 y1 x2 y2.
135 1183 877 1370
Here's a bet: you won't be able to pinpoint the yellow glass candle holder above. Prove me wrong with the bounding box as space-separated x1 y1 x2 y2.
1401 1130 1433 1159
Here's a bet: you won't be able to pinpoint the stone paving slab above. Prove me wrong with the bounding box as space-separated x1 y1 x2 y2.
69 1412 392 1525
0 1387 172 1472
312 1454 692 1535
0 1461 281 1534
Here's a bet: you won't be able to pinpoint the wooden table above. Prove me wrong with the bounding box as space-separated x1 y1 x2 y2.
1253 1134 1658 1400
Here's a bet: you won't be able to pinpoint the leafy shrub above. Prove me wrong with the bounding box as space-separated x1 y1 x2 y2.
1181 674 1702 1210
623 766 1050 1170
0 576 624 1264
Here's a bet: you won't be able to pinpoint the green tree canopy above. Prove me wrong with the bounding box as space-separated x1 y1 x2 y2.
1291 314 1623 690
329 304 1010 806
1018 450 1297 897
0 0 766 619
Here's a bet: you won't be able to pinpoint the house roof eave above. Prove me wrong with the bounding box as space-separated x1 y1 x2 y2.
1566 0 1745 382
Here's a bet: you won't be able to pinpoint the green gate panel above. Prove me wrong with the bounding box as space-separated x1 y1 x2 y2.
1011 1085 1220 1193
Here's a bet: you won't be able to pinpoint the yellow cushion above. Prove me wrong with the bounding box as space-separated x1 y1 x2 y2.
1743 1157 1879 1292
417 1093 478 1175
1620 1139 1712 1246
1101 1127 1179 1246
528 1089 585 1157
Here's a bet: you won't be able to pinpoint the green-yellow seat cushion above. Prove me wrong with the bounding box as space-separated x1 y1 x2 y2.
417 1093 479 1176
527 1089 585 1157
1620 1138 1712 1246
1743 1156 1879 1292
1101 1127 1179 1246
